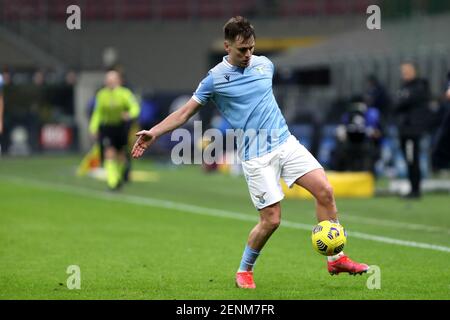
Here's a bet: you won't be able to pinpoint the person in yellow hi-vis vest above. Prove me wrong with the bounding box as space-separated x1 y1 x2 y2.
89 70 140 190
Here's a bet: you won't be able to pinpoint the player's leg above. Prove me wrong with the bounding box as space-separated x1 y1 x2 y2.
247 202 281 251
400 135 421 198
236 202 281 289
279 137 331 222
117 148 127 185
104 146 121 190
100 126 120 190
122 120 132 183
106 123 129 190
294 168 337 223
100 124 122 190
281 136 369 275
236 152 284 289
408 136 421 198
295 170 369 275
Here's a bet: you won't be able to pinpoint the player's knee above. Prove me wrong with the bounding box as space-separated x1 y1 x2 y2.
263 218 280 231
260 207 281 230
317 184 335 206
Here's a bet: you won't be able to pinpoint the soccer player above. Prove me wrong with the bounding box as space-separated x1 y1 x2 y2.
131 16 369 288
89 70 140 190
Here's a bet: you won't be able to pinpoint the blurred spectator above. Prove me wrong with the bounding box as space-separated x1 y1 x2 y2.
394 62 431 198
363 75 390 121
1 69 12 86
431 71 450 170
65 70 77 86
46 70 77 119
33 70 46 86
332 99 382 173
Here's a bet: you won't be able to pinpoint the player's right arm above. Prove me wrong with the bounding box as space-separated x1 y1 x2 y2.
132 73 213 158
132 98 202 158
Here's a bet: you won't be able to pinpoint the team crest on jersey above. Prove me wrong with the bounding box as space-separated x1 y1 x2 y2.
255 66 265 74
224 74 230 81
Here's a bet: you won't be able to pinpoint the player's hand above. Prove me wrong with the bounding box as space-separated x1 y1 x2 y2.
132 130 156 158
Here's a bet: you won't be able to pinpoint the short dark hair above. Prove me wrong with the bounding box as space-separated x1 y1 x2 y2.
223 16 255 42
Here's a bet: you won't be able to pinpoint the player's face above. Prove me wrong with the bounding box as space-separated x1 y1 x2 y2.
225 36 255 68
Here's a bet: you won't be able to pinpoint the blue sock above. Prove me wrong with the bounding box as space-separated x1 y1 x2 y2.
238 245 260 272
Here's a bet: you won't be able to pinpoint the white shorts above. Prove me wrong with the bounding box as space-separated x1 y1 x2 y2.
242 135 323 210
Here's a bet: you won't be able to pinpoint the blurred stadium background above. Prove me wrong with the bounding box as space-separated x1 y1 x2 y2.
1 0 450 300
1 0 450 185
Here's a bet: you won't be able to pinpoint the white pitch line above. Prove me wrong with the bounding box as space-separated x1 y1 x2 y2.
2 175 450 253
341 214 450 234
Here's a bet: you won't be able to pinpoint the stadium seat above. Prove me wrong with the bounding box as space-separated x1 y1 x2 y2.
0 0 381 21
280 1 321 17
122 0 151 20
160 0 189 20
195 0 220 18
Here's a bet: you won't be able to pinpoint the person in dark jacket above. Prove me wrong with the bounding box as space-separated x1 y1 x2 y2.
395 62 431 198
431 71 450 170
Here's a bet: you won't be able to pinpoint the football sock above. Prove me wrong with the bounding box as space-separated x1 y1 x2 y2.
238 245 260 272
105 159 120 188
327 251 345 262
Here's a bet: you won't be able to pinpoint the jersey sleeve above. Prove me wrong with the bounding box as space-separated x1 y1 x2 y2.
267 57 275 75
260 56 275 75
0 74 4 92
192 72 214 105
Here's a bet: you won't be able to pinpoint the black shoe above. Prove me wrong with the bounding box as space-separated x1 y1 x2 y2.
402 191 421 199
108 180 123 192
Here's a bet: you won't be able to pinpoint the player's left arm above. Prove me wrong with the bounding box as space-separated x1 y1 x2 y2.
131 98 202 158
132 73 213 158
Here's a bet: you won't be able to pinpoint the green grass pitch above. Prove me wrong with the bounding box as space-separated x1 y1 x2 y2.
0 156 449 299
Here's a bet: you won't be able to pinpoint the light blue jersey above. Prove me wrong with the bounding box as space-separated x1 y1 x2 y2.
193 55 290 161
0 74 3 90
